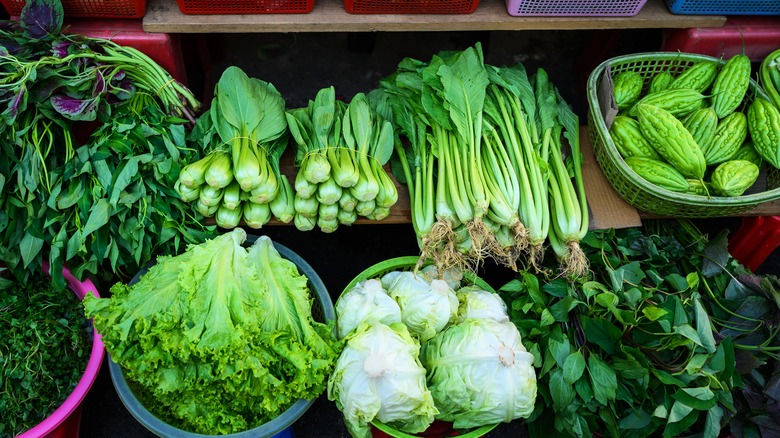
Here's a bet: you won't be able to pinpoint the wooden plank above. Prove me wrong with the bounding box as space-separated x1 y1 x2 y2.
143 0 726 34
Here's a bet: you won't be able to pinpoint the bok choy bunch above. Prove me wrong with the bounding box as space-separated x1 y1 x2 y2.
285 87 397 232
176 66 295 229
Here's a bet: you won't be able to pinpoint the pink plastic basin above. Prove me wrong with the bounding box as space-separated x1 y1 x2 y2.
16 264 105 438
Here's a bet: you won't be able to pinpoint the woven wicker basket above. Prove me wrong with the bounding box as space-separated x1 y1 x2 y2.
587 52 780 218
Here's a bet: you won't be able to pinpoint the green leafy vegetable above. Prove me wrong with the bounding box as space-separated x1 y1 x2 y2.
502 220 780 438
84 229 340 434
0 3 208 289
0 275 91 437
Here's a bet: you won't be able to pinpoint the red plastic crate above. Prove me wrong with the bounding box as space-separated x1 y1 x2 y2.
1 0 145 18
66 19 187 84
661 16 780 62
175 0 314 14
344 0 479 14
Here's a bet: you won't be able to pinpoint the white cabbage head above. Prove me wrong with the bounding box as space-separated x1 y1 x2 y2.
327 322 438 438
335 279 401 339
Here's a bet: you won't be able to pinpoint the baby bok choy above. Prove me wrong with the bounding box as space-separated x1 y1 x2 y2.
176 66 293 229
285 87 397 232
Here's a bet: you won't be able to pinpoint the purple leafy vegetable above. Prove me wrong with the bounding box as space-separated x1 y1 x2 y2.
2 86 28 123
51 40 75 58
20 0 64 39
50 94 97 121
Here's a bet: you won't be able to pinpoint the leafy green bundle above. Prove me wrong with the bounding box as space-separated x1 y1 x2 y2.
176 66 294 230
377 43 587 277
285 87 397 232
0 275 91 437
0 0 212 289
84 229 341 434
501 220 780 438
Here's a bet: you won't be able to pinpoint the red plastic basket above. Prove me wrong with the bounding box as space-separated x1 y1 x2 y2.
1 0 145 18
175 0 314 14
344 0 480 14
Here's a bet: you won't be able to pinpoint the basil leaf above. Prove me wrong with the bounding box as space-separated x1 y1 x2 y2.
704 405 723 438
20 232 43 268
81 198 112 238
693 292 717 354
620 409 652 430
550 369 575 410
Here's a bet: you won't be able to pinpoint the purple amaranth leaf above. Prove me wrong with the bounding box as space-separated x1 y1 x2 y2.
110 70 127 83
20 0 64 39
3 86 28 120
51 40 75 58
91 70 107 97
112 77 135 101
50 94 97 121
0 39 23 55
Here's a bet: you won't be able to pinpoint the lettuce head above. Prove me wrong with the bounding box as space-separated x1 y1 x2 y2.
421 318 537 429
84 229 340 434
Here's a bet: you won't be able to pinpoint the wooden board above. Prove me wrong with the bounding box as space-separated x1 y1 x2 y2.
143 0 726 34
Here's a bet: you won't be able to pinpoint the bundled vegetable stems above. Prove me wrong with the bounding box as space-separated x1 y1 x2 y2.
176 66 295 229
380 43 589 277
285 87 397 232
0 0 214 288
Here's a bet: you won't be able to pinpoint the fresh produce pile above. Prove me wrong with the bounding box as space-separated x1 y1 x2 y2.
286 87 398 232
0 0 214 289
328 263 537 438
0 275 91 437
501 220 780 438
175 70 400 233
176 66 294 230
84 229 341 434
375 43 588 277
609 52 780 198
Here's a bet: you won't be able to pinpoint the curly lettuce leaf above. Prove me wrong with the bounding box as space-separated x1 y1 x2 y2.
84 229 341 434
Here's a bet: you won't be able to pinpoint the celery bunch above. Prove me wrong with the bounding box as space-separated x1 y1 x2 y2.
285 87 397 232
176 67 295 229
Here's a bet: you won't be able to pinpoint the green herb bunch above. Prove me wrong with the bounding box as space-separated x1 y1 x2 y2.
0 275 91 437
500 220 780 438
0 0 215 288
